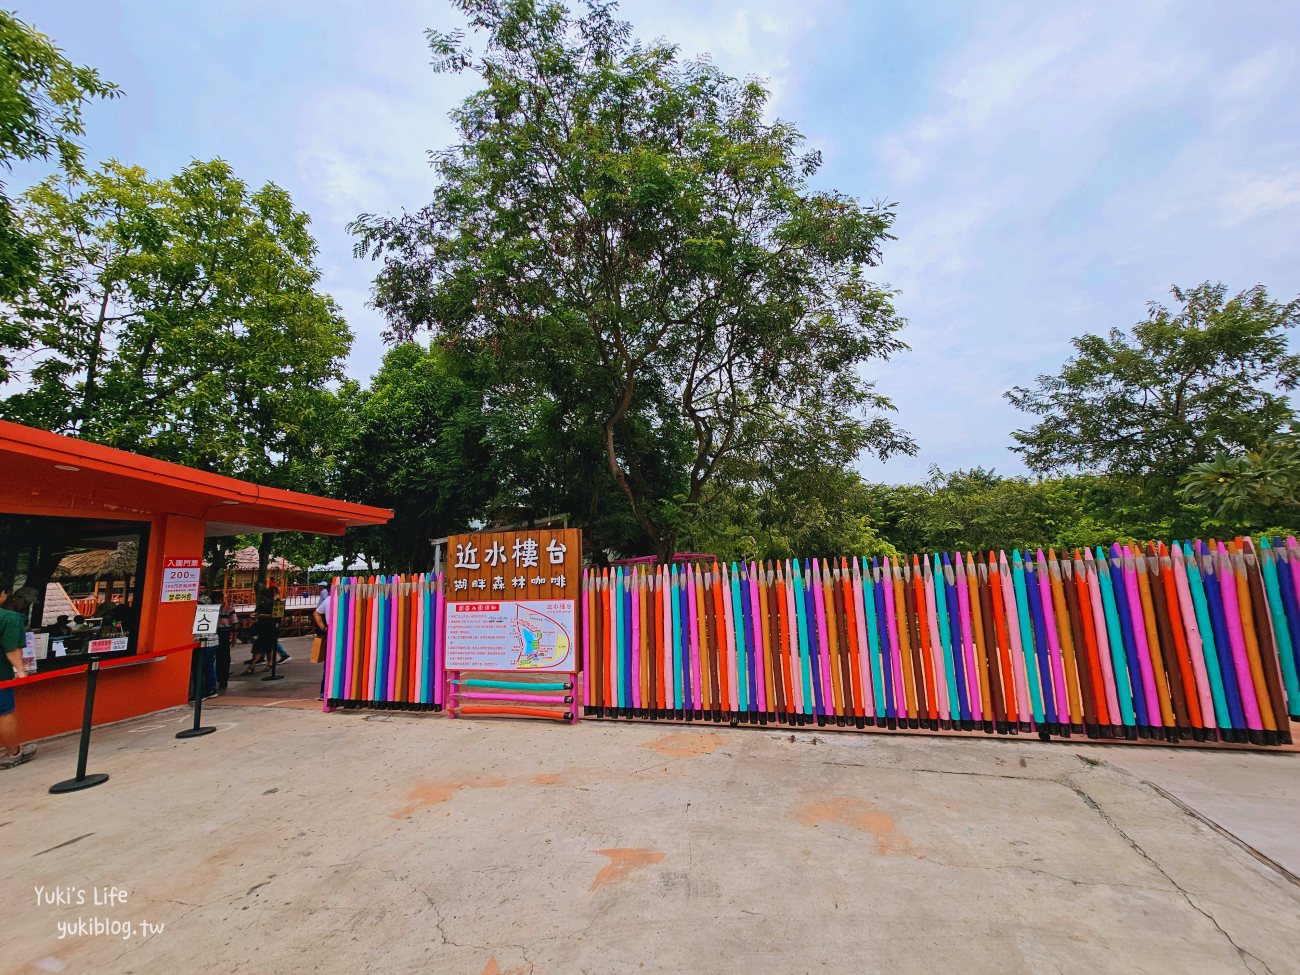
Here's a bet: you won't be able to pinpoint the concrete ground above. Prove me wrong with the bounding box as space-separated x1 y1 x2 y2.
2 670 1299 975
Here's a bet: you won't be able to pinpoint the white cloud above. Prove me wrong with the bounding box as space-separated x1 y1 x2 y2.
1219 168 1300 225
863 0 1300 483
1220 49 1286 101
620 0 827 110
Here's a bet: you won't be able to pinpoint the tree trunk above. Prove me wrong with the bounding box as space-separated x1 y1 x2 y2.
77 288 113 432
256 533 274 591
603 370 664 554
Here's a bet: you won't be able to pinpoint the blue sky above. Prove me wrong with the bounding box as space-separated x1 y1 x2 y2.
13 0 1300 483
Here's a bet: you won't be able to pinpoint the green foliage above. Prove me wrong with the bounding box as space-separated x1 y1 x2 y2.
0 159 350 489
865 468 1188 555
679 465 897 562
352 0 912 558
0 10 118 303
333 342 495 572
1179 427 1300 529
1007 282 1300 492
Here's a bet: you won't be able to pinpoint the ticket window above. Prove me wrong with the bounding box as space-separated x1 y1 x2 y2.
0 515 150 671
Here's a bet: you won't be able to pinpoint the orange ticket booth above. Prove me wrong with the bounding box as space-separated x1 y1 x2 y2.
0 420 391 740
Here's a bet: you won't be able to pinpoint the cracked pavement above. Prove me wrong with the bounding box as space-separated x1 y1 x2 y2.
1 705 1298 974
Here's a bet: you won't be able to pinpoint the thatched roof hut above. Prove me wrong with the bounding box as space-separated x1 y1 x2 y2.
225 546 299 573
54 541 140 579
42 582 78 625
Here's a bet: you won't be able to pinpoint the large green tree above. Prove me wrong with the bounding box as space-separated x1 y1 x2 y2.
334 342 495 571
352 0 912 559
1 159 350 490
0 11 117 309
1007 282 1300 489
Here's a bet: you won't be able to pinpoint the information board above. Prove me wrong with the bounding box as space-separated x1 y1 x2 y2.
160 558 201 603
444 528 581 673
444 600 576 671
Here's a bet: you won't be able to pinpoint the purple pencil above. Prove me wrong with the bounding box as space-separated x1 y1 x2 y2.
812 559 833 711
749 563 767 715
631 567 642 710
1119 546 1160 725
955 552 982 722
1036 549 1070 722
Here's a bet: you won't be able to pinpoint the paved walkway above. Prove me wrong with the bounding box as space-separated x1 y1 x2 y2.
2 698 1298 974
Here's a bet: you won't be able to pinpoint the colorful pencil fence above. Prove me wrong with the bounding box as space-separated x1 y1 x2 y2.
324 540 1300 746
582 540 1300 746
323 573 444 711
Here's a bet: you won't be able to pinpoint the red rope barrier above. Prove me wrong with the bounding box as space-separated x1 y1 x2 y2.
0 642 200 691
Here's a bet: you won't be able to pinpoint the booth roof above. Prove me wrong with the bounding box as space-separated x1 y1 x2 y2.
0 420 392 536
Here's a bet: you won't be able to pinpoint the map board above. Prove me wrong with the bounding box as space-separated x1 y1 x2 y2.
444 528 581 673
444 600 576 672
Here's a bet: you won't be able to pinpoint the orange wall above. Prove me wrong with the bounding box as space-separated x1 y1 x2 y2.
17 513 204 741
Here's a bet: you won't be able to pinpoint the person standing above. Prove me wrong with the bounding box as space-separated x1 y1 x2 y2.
247 589 280 674
313 587 330 701
0 584 37 769
216 594 236 693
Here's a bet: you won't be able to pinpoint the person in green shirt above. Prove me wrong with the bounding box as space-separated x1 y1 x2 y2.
0 584 37 769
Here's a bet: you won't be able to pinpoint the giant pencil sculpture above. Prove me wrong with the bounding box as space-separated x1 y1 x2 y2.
581 542 1300 746
324 573 445 711
321 541 1300 746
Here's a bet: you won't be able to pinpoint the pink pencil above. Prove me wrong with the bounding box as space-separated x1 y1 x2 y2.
998 552 1032 723
1081 551 1121 722
721 564 739 708
1216 542 1263 730
1287 537 1300 612
581 570 591 707
1122 549 1161 722
365 580 378 700
434 575 445 707
882 558 905 719
687 564 701 710
955 553 981 722
851 559 874 716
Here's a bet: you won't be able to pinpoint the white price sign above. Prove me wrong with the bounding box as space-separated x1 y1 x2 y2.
161 558 202 603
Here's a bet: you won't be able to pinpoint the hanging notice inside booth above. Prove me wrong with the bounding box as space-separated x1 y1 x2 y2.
444 528 581 673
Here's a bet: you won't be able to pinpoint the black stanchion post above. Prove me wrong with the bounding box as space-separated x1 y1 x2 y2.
178 640 216 739
261 639 285 682
49 659 109 794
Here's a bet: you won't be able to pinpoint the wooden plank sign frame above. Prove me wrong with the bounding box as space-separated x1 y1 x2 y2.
444 528 582 674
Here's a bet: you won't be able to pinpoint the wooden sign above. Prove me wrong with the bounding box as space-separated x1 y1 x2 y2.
444 528 582 673
444 528 581 602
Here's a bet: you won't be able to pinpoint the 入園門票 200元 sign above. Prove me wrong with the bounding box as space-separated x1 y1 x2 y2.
160 558 201 603
444 529 581 672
